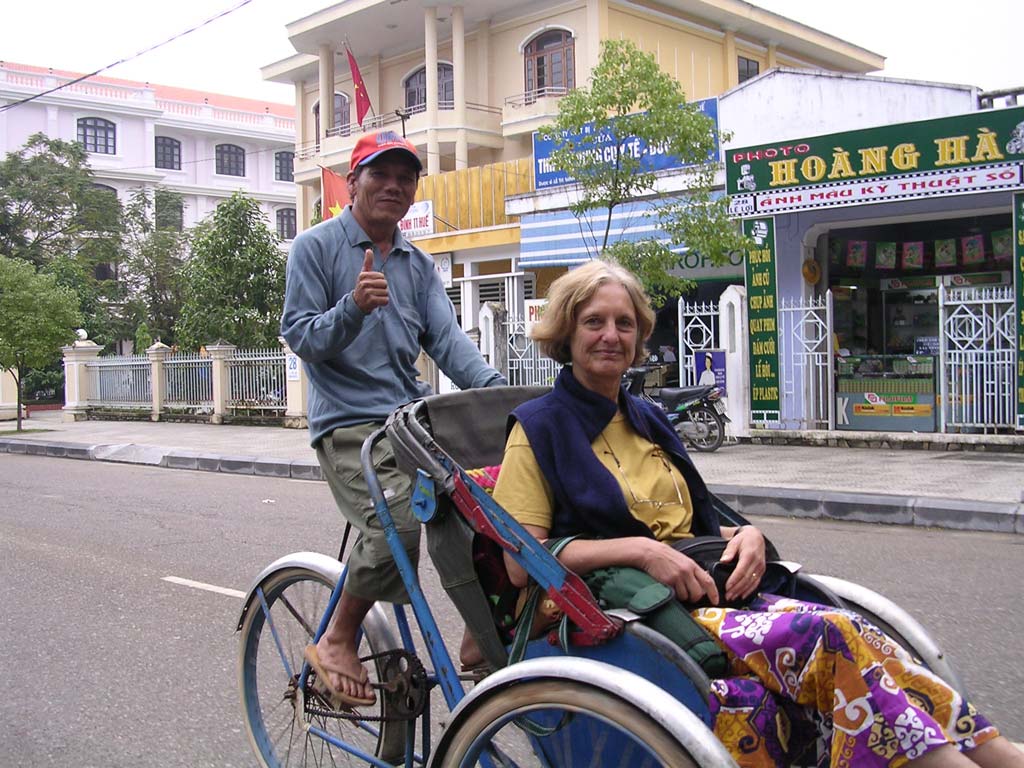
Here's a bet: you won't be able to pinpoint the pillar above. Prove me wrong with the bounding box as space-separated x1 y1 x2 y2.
318 44 336 141
452 5 468 170
718 285 750 437
206 342 236 425
723 30 738 89
0 368 24 421
424 6 440 176
146 341 171 422
61 337 103 422
280 337 308 429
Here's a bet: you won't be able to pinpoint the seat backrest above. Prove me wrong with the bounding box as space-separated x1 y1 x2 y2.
419 386 549 469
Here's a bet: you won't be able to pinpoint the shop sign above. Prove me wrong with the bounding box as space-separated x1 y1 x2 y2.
399 200 433 238
743 218 780 421
879 276 939 291
727 106 1024 217
523 299 548 333
942 271 1011 287
836 392 936 432
693 349 727 395
532 98 719 190
1014 191 1024 430
434 252 453 288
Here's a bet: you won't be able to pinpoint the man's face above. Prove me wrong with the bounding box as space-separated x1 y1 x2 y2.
347 153 419 233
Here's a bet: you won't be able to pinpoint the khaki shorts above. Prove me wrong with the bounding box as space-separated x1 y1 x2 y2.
316 422 420 604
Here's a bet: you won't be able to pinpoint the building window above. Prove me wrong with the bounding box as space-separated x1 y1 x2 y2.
313 93 350 137
276 208 297 240
524 30 574 98
738 56 760 83
215 143 246 176
155 194 184 232
155 136 181 170
275 151 295 182
404 64 453 111
77 117 116 154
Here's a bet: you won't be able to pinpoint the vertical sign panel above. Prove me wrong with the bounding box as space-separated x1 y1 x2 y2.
1015 192 1024 430
744 218 781 422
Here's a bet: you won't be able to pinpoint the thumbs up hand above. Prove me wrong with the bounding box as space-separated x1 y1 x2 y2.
353 248 389 313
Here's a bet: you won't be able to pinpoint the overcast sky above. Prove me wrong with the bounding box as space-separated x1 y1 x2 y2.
1 0 1019 105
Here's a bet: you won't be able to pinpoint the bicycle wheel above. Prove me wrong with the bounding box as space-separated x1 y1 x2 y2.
434 679 699 768
680 405 724 452
238 566 406 767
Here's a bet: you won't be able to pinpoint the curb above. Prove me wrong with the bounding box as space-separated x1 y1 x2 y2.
3 436 1020 534
0 436 324 482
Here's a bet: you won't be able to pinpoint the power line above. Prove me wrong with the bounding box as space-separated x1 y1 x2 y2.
0 0 254 114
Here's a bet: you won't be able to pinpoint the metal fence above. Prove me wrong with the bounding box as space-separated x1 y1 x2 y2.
939 285 1016 432
777 293 832 430
164 352 213 411
87 355 151 408
227 348 287 413
503 317 561 387
677 300 720 387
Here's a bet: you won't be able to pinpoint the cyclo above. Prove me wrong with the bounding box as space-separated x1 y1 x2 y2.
235 386 965 767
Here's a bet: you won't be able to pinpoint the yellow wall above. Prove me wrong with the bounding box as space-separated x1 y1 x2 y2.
414 158 534 233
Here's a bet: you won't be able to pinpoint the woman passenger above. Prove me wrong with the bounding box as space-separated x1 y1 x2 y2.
492 260 1022 768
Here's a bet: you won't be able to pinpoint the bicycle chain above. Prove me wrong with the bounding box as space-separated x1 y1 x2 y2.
304 649 428 722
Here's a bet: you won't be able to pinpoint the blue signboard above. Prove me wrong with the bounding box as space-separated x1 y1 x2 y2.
532 98 719 190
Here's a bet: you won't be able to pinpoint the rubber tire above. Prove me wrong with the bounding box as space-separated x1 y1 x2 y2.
238 567 406 767
433 678 700 768
680 405 724 452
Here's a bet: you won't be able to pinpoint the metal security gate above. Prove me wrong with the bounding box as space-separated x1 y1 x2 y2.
677 300 719 387
503 316 561 387
777 293 833 430
939 285 1016 432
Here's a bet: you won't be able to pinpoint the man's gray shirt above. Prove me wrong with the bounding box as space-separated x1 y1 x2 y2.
281 206 505 445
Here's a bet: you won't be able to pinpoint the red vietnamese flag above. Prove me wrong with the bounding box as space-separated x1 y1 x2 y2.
321 166 349 219
347 46 372 128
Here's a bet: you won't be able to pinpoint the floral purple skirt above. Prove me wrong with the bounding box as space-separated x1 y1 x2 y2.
691 595 998 768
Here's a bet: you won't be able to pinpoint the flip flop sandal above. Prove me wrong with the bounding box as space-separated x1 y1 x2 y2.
303 644 377 708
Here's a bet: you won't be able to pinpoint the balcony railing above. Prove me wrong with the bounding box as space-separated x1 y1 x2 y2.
504 87 569 108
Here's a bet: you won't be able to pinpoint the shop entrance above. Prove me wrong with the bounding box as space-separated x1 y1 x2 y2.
825 212 1015 434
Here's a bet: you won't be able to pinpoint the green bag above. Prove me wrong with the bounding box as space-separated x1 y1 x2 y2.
582 565 728 679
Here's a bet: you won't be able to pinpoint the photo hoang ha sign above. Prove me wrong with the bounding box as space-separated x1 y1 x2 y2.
726 106 1024 217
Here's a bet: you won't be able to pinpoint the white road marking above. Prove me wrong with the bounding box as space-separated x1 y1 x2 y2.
162 575 245 599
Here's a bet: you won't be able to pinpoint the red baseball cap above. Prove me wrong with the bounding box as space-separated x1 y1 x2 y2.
350 130 422 173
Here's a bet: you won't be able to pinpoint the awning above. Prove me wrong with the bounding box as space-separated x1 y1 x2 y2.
517 193 723 269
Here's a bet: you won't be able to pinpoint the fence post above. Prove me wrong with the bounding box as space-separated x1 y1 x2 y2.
719 285 751 438
0 368 24 421
61 336 103 422
147 342 171 421
280 337 308 429
206 342 236 425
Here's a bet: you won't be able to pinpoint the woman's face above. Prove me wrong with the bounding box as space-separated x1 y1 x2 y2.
570 282 638 394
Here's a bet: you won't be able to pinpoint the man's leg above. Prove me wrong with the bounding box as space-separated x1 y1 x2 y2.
314 424 419 703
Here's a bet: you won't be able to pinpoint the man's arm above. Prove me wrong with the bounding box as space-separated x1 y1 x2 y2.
280 233 367 362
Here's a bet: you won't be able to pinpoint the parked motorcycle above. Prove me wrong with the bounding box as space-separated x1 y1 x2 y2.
623 367 729 452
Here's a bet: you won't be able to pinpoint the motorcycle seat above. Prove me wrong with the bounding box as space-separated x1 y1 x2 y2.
654 385 717 410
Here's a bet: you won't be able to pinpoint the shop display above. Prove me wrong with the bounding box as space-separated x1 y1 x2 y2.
836 355 936 432
875 241 897 269
901 241 924 270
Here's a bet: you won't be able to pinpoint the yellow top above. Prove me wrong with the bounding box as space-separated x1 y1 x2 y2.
492 413 694 542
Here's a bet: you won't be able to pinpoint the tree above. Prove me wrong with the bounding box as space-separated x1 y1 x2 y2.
121 187 188 345
176 192 285 350
0 257 82 431
0 134 128 350
539 39 750 306
0 133 120 268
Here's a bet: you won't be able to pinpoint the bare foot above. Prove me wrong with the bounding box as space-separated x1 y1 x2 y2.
313 636 375 704
459 628 485 669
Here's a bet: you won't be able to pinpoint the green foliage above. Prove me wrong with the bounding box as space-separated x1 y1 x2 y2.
538 39 750 304
121 187 188 345
176 192 285 350
0 257 82 429
21 365 64 401
134 321 154 352
0 133 128 349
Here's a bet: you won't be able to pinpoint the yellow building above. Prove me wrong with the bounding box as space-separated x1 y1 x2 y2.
262 0 882 332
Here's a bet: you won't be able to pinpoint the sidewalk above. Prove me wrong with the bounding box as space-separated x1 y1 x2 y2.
2 410 1022 534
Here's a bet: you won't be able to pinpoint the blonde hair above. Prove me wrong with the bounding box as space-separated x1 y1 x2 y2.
531 259 655 365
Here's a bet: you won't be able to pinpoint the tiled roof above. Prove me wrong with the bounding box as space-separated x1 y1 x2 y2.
1 61 295 118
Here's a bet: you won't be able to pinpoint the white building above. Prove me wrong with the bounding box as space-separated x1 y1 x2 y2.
0 61 298 240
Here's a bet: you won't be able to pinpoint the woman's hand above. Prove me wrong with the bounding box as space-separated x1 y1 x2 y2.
718 526 767 602
638 539 720 606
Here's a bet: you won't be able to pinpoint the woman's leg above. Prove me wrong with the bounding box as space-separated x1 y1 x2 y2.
693 597 1000 767
963 735 1024 767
